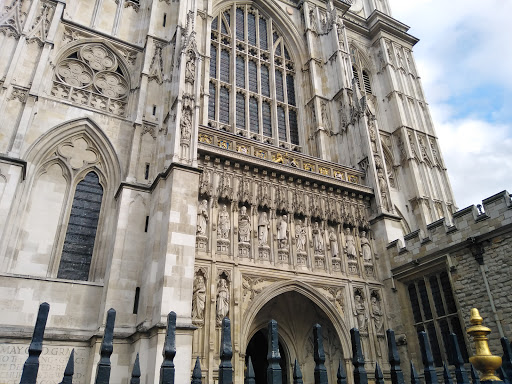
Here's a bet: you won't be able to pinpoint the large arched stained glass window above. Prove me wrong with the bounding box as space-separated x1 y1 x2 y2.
209 5 299 148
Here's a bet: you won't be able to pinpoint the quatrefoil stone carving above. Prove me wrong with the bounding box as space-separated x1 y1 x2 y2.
59 137 98 169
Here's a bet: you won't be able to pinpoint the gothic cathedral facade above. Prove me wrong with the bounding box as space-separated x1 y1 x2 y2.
3 0 509 383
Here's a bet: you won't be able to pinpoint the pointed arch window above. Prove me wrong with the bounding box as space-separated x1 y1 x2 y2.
209 4 299 147
350 46 373 95
51 44 130 117
57 171 104 281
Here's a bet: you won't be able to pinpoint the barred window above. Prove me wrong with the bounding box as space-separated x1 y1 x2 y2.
350 46 373 95
209 4 299 147
407 271 468 366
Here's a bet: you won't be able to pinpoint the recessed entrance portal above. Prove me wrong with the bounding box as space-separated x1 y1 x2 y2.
245 290 345 384
246 329 288 384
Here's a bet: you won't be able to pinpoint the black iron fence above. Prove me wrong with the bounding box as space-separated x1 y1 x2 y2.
14 302 512 384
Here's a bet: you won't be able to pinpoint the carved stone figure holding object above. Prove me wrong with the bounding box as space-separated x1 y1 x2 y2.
344 227 356 259
295 220 307 252
218 205 230 239
354 294 367 332
312 222 324 254
360 231 372 263
329 228 339 257
197 200 209 236
277 215 288 248
216 278 230 326
371 295 384 334
258 212 269 246
238 206 251 242
192 275 206 322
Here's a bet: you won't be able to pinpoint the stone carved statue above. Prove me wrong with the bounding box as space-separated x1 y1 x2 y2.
344 227 356 259
371 295 384 334
185 50 196 84
312 222 324 254
258 212 269 246
197 200 209 236
192 275 206 322
218 205 230 239
277 215 288 248
329 228 339 257
295 220 307 252
360 231 372 263
354 294 367 332
238 206 251 242
216 278 230 326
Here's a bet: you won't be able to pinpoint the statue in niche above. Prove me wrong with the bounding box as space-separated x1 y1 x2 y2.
377 169 390 211
329 228 339 257
238 206 251 242
216 278 230 326
197 200 209 236
354 294 367 332
180 108 192 144
258 212 269 246
218 205 230 239
312 222 324 254
191 275 206 322
185 50 196 85
277 215 288 248
295 220 307 253
344 227 356 259
360 231 372 263
371 295 384 334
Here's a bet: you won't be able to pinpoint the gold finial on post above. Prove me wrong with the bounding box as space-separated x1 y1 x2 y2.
466 308 502 381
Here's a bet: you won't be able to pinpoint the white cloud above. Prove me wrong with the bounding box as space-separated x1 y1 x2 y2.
388 0 512 208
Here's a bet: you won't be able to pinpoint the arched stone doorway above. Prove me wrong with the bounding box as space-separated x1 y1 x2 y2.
245 291 345 384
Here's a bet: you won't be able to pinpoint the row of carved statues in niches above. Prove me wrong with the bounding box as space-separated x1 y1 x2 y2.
191 270 386 339
199 166 371 228
196 199 376 278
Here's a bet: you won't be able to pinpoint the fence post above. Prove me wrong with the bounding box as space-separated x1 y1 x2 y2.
410 361 420 384
337 359 347 384
191 356 202 384
375 362 384 384
59 349 74 384
95 308 116 384
470 364 481 384
418 331 438 384
130 353 140 384
314 324 328 384
498 367 510 384
160 311 177 384
449 333 469 384
501 338 512 381
267 319 282 384
245 356 256 384
20 302 50 384
443 363 453 384
351 328 368 384
387 329 405 384
293 359 303 384
218 317 233 384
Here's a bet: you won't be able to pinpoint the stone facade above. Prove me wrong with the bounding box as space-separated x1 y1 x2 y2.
0 0 507 383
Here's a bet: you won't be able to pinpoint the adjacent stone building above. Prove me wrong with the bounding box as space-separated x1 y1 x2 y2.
0 0 509 382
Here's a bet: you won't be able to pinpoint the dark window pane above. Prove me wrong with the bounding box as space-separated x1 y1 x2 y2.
208 82 216 120
277 106 286 141
275 42 282 56
440 271 457 314
259 18 268 50
236 93 245 128
262 101 271 137
248 12 256 46
427 323 443 367
275 70 284 101
219 86 229 124
248 60 257 93
249 97 259 133
451 316 469 362
284 46 290 60
408 283 423 323
429 275 445 316
236 56 245 88
273 31 279 43
418 280 433 320
212 17 218 31
58 172 103 281
286 74 296 106
210 45 217 78
289 110 299 145
222 11 230 34
220 49 230 83
362 70 372 94
236 7 244 40
353 66 360 89
439 318 451 360
261 65 270 97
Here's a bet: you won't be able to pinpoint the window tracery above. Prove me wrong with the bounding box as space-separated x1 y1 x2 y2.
208 5 299 148
52 43 130 117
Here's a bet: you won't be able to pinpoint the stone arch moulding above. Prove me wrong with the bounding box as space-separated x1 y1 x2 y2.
241 280 351 354
12 118 122 281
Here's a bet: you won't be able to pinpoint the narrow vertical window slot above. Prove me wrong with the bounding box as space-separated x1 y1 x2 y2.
145 163 150 180
133 287 140 314
163 13 167 27
144 216 149 232
152 105 157 115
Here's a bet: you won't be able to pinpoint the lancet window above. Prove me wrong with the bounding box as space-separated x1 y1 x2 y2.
208 5 299 147
51 43 130 117
350 46 373 95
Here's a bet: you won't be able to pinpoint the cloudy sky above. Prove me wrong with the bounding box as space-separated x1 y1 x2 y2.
387 0 512 209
